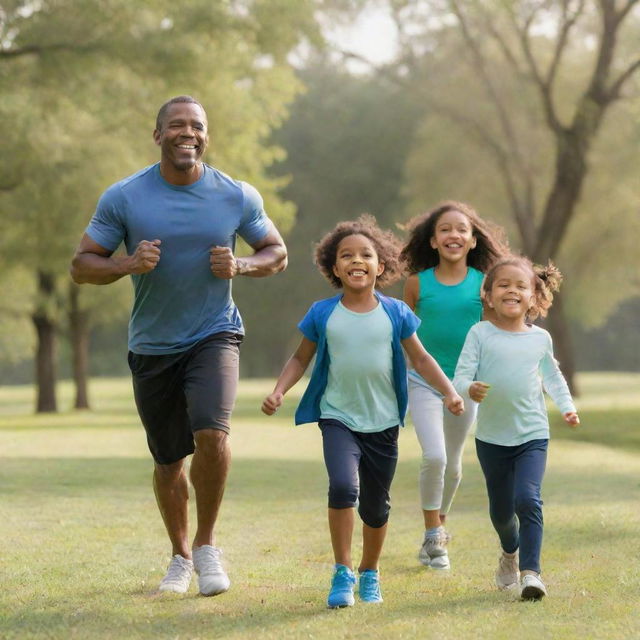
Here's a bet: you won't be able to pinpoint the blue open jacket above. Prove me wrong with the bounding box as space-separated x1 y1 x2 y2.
294 293 420 426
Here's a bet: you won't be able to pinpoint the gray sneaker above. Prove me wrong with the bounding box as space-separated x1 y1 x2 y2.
418 528 450 570
495 550 519 589
158 554 193 593
520 573 547 600
192 545 230 596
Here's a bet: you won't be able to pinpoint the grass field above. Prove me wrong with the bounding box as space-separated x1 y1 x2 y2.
0 372 639 639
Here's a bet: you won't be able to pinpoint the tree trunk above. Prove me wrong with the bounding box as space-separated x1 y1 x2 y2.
33 271 58 413
69 282 91 409
544 292 578 396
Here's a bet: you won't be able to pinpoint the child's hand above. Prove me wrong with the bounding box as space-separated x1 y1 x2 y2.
444 392 464 416
262 392 284 415
469 382 490 403
564 411 580 427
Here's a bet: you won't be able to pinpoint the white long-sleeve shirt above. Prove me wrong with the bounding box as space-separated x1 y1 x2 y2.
453 321 576 446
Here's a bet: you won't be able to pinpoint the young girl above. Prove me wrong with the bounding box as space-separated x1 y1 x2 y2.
453 256 580 600
400 201 507 570
262 215 464 608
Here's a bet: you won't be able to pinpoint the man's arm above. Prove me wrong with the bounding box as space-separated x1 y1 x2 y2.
210 222 287 279
70 233 161 285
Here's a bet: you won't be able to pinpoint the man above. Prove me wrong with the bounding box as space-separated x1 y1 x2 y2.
70 95 287 596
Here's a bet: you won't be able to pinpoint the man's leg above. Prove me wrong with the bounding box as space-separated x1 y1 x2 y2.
184 333 240 596
154 458 191 558
190 429 231 548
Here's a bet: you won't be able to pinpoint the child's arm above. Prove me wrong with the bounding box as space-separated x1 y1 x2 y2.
261 337 317 415
403 275 419 311
452 327 485 401
539 337 580 428
402 334 464 415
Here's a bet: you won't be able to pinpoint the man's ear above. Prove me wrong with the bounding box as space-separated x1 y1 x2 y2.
153 129 161 146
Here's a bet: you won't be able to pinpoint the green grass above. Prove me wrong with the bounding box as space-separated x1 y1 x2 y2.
0 372 639 639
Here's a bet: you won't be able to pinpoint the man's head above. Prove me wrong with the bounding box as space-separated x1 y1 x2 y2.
153 96 209 176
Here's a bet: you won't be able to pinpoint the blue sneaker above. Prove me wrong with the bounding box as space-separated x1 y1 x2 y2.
327 564 356 608
358 569 383 603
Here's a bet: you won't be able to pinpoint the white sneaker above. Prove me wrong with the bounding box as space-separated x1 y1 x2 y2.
158 554 193 593
520 573 547 600
418 527 450 570
192 545 230 596
495 550 519 589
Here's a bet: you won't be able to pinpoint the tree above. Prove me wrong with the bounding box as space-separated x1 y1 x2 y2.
337 0 640 391
234 59 424 375
0 0 320 409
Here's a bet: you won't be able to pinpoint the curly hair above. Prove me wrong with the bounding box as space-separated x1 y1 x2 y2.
314 214 403 289
400 201 508 274
482 255 563 321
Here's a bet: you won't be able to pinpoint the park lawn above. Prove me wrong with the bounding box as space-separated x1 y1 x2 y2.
0 372 638 640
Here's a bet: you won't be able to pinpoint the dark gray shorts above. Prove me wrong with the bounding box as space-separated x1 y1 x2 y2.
319 418 399 528
128 332 242 465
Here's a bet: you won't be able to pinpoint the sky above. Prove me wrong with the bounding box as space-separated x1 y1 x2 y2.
322 6 399 71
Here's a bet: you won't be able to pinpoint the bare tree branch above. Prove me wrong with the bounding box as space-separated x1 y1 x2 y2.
608 56 640 99
0 43 94 58
615 0 639 25
448 1 529 169
508 4 565 133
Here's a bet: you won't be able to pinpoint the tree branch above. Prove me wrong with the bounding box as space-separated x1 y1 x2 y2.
607 57 640 99
509 3 565 133
0 43 95 58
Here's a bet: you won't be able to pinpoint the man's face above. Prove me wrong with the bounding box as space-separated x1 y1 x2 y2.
153 102 209 172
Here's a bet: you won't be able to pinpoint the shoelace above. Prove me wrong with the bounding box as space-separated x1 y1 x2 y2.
359 573 379 598
164 557 192 583
197 548 223 574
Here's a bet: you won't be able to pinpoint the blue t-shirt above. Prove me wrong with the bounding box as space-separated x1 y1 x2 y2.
295 293 420 427
85 163 271 354
320 302 399 432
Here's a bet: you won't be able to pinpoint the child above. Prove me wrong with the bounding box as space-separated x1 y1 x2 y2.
262 214 464 608
452 256 580 600
400 201 508 570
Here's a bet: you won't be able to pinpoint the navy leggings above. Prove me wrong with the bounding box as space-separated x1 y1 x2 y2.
475 438 548 574
319 419 399 529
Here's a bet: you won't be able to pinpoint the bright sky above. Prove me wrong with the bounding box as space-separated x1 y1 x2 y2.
323 7 399 70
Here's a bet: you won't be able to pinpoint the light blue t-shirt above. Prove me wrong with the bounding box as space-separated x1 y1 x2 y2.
320 302 400 432
453 321 576 446
411 266 484 381
85 163 271 354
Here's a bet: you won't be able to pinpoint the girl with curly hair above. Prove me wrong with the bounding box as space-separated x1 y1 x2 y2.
453 256 579 600
262 214 463 609
400 201 508 571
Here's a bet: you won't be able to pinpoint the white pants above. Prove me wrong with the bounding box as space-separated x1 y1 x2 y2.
408 377 477 513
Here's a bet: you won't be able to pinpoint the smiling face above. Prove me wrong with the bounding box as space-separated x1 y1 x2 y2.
153 101 208 182
486 264 535 324
429 209 477 266
332 233 385 292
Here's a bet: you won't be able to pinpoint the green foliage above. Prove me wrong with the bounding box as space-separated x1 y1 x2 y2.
234 60 424 375
0 0 320 382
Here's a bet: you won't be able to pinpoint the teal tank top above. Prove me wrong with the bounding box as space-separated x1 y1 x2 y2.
413 267 484 379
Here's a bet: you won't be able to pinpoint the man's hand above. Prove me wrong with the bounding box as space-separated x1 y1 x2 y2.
469 381 490 403
130 239 161 274
210 246 238 279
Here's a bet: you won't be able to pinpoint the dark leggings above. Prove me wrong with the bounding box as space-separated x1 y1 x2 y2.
319 419 399 529
475 438 548 574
